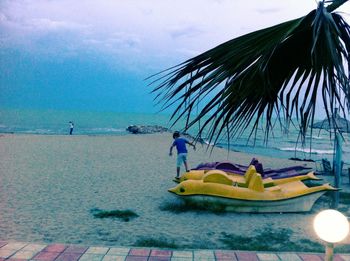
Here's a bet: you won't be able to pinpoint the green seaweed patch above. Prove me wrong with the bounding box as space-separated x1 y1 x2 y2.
219 227 324 252
91 208 139 222
134 236 179 249
337 243 350 253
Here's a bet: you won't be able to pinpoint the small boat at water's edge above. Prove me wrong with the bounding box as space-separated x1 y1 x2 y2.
177 168 320 187
168 169 336 213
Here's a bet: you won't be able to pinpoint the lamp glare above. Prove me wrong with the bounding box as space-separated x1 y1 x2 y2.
313 209 349 243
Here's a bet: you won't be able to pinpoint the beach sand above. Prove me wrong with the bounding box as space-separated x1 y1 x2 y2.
0 133 349 251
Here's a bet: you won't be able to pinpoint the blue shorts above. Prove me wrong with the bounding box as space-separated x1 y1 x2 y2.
176 153 187 167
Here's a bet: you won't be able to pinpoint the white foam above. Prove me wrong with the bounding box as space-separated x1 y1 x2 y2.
280 147 334 155
90 128 124 132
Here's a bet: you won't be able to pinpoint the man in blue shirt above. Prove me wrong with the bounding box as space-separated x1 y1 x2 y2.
169 131 196 180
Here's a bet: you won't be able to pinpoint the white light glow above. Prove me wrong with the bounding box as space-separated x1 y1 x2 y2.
313 209 349 243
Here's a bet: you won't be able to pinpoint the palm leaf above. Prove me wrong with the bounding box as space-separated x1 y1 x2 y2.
150 1 350 145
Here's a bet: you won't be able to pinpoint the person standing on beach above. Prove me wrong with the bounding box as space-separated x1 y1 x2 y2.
69 121 74 135
169 131 196 180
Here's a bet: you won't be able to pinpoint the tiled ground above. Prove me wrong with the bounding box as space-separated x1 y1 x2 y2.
0 241 349 261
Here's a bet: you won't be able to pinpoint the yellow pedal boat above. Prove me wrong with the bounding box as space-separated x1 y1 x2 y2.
168 168 336 213
176 166 321 188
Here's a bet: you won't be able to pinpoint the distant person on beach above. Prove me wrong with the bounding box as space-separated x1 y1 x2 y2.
69 121 74 135
169 131 196 180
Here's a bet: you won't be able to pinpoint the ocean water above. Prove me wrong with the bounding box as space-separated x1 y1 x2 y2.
0 108 349 164
0 109 173 136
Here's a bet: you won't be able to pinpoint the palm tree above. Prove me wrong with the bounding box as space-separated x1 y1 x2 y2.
150 0 350 146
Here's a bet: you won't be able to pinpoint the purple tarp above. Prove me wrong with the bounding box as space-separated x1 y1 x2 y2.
193 158 313 179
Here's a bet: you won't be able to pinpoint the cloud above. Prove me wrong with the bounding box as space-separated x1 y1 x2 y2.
169 26 203 39
0 1 148 59
0 12 7 22
108 32 141 48
255 8 281 14
1 0 349 70
26 18 86 31
82 32 141 56
174 47 201 57
0 0 349 113
0 11 87 33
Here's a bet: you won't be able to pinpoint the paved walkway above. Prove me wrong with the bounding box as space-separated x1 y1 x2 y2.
0 241 349 261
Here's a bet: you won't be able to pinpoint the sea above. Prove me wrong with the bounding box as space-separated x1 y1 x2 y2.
1 108 349 164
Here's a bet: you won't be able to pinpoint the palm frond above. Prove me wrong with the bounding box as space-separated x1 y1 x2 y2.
150 1 350 145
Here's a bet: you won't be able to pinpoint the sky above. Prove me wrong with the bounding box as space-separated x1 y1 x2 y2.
0 0 349 114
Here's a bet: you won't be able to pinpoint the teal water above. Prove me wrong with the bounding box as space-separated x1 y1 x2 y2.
0 108 175 135
0 108 349 163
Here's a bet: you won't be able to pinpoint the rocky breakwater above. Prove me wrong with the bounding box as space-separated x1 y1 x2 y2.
126 125 207 145
126 125 169 134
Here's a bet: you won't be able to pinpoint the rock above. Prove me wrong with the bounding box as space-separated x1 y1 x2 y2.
127 125 140 134
126 125 169 134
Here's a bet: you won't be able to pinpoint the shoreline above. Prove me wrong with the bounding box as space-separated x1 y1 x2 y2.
1 130 346 164
0 132 320 169
0 131 322 164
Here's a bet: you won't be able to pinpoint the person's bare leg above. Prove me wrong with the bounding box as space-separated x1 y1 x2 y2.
184 161 189 172
176 167 180 178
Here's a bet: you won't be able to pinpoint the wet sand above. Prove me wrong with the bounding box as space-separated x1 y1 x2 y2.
0 133 349 250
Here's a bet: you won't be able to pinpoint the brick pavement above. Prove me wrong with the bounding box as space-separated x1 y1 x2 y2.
0 241 349 261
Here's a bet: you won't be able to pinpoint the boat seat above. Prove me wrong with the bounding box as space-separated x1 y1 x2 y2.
203 170 233 185
244 165 256 184
267 185 281 192
262 177 275 187
248 172 264 192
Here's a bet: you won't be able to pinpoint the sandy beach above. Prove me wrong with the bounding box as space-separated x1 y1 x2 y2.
0 133 349 252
